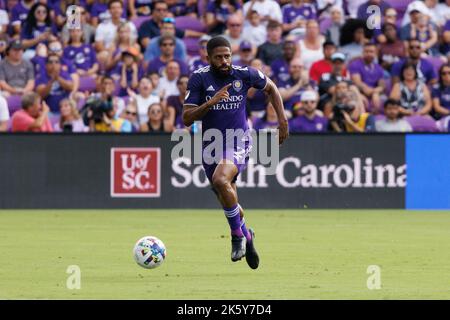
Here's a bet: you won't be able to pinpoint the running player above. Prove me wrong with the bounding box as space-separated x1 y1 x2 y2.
182 36 288 269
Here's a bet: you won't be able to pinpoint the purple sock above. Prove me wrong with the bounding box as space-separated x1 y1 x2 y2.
240 218 252 243
224 204 243 237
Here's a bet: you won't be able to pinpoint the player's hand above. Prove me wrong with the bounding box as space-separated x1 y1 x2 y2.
278 120 289 145
208 84 232 107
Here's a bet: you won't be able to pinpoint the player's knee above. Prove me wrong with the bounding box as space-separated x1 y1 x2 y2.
212 176 229 192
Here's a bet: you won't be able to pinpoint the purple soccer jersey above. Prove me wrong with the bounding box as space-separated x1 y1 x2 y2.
282 2 317 24
184 65 268 182
189 57 208 74
348 58 384 88
63 44 97 71
11 1 30 25
289 115 328 133
35 70 73 113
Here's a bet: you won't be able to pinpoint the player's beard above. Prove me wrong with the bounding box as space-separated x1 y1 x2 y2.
211 63 231 78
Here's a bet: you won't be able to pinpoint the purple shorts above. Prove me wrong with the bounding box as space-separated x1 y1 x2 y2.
202 138 252 184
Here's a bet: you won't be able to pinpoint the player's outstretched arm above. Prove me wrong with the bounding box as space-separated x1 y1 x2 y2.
182 84 232 127
263 78 289 145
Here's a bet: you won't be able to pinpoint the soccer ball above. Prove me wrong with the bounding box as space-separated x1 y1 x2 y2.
133 236 166 269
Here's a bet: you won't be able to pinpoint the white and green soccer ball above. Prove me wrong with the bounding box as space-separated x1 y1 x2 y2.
133 236 166 269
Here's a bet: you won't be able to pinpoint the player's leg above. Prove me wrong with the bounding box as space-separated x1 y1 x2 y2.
231 183 259 270
211 159 246 262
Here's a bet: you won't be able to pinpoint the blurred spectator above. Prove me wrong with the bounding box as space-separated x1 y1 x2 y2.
356 0 391 21
434 0 450 28
310 41 347 84
325 5 344 47
143 17 187 62
278 58 313 114
138 1 203 49
441 20 450 58
253 103 279 131
379 23 406 72
0 5 9 34
223 14 249 58
289 90 328 133
339 20 368 61
63 28 99 78
206 0 243 36
11 92 53 132
115 47 142 97
282 0 317 34
91 98 133 133
54 98 88 132
256 20 284 66
147 35 189 77
348 43 385 113
140 102 169 132
247 58 269 118
21 3 58 60
133 76 161 125
95 0 137 54
298 20 324 71
166 75 189 131
0 40 35 97
36 54 75 113
432 64 450 117
107 22 143 72
243 0 282 26
391 39 437 85
0 34 8 60
189 35 211 73
410 14 438 56
346 0 367 19
91 0 127 27
0 94 9 132
157 60 181 100
373 8 398 44
271 39 297 85
120 102 140 132
90 76 126 116
128 0 152 19
235 41 254 66
60 7 95 45
400 1 437 42
318 52 351 112
375 99 413 132
11 0 35 36
242 10 267 47
329 85 373 132
390 62 432 116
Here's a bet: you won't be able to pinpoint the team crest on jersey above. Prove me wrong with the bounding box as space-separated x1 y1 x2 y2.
233 80 243 92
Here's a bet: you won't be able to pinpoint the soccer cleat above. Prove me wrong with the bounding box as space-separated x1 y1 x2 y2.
231 235 246 262
245 228 259 269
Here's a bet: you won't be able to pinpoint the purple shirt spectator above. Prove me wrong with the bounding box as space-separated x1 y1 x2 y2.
63 44 97 71
282 2 317 24
166 95 185 128
432 84 450 110
391 58 437 84
11 1 31 26
357 1 391 21
289 115 328 133
35 70 72 113
20 23 58 49
270 58 290 85
248 90 267 112
348 58 384 88
91 2 127 23
108 62 144 96
32 56 75 78
147 57 189 77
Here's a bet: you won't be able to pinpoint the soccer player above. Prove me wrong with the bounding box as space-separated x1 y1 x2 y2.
182 36 288 269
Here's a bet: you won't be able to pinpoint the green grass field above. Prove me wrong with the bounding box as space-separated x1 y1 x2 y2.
0 209 450 300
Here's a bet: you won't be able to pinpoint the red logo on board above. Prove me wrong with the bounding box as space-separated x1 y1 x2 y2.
111 148 161 197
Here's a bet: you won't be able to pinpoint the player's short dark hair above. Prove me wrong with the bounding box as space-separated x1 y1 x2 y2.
384 98 400 108
206 36 231 56
108 0 122 9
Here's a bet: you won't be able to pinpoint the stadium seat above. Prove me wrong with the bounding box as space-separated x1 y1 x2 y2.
406 115 439 132
131 16 150 30
385 0 411 24
78 76 97 93
7 95 22 115
197 0 207 17
175 16 207 57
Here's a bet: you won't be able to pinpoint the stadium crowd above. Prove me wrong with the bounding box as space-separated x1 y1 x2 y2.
0 0 450 133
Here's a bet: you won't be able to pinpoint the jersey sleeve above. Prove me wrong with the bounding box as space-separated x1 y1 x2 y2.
248 66 267 90
184 73 203 106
